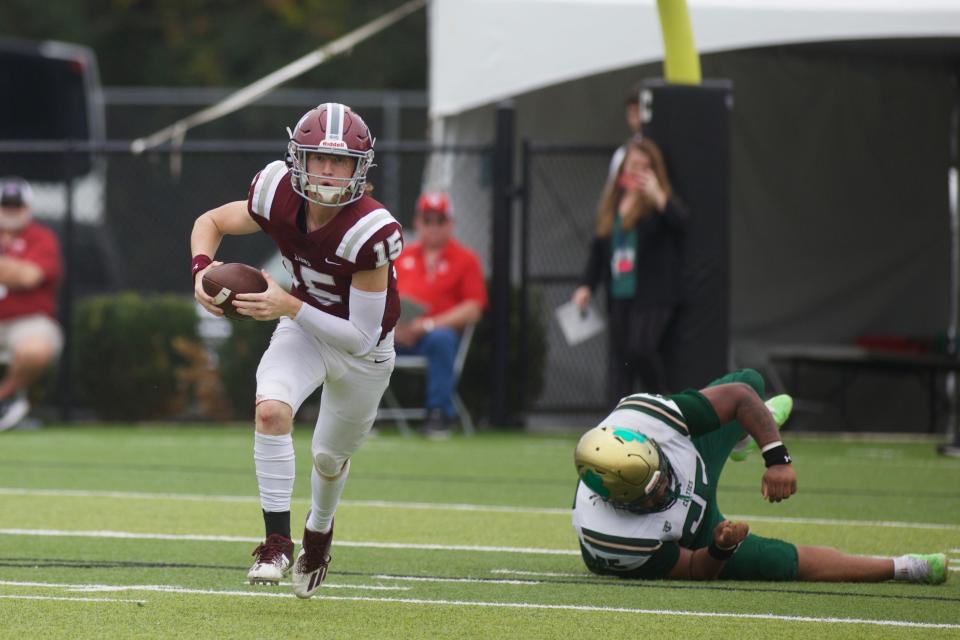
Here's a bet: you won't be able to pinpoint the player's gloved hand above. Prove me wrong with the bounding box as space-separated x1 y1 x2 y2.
233 270 299 321
761 464 798 503
194 261 224 316
713 520 749 549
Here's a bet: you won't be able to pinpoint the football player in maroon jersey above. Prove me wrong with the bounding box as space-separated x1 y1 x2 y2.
0 176 63 432
191 103 403 599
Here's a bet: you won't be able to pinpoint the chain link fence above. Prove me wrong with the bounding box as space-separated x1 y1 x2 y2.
521 142 614 414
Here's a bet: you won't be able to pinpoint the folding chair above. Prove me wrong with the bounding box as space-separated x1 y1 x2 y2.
378 323 476 436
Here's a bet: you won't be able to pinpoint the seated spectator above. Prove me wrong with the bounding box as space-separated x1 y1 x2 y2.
394 192 487 438
0 177 63 431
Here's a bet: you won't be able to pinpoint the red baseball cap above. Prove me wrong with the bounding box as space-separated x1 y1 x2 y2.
416 191 452 218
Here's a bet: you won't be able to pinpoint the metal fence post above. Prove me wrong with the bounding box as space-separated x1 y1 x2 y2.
518 139 531 420
57 142 76 422
940 78 960 457
490 102 515 426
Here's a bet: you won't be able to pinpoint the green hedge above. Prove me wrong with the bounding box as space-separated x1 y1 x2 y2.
71 293 200 420
216 317 277 419
62 287 548 425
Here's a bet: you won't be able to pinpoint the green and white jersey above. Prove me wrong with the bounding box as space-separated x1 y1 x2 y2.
572 392 712 577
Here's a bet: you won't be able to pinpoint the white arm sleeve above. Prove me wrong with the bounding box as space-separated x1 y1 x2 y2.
293 286 386 356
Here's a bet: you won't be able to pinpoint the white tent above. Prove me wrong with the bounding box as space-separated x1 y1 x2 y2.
426 0 960 424
429 0 960 119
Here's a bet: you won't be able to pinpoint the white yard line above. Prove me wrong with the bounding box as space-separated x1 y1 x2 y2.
724 514 960 532
2 487 957 531
372 574 542 586
336 540 578 555
0 487 259 504
0 579 405 593
2 522 954 574
313 596 960 630
496 566 960 577
492 569 589 578
1 579 956 630
0 594 145 604
0 488 564 514
0 528 580 555
0 529 261 543
344 499 565 515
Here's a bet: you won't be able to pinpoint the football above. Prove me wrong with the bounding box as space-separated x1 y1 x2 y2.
201 263 268 320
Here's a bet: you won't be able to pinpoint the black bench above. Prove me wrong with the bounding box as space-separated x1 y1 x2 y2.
767 344 960 432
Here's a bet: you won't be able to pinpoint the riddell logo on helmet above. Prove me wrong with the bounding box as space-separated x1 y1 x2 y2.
320 140 348 149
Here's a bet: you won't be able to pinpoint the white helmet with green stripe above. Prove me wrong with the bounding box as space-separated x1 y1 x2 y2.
574 425 680 514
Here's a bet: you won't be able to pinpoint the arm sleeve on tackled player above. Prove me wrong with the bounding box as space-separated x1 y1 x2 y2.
294 286 386 357
670 390 722 437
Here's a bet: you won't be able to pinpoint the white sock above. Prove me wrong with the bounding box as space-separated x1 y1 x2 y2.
892 555 920 582
253 432 295 512
308 459 350 533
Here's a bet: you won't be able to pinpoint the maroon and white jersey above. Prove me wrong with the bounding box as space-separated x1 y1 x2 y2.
247 160 403 339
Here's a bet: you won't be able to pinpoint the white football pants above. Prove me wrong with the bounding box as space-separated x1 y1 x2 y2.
256 316 394 471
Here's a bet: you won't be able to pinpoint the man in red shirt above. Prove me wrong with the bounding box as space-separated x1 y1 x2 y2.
394 192 487 437
0 177 63 432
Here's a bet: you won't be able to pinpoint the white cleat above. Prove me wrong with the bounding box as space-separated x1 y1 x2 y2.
247 534 294 585
898 553 948 585
292 519 334 599
0 393 30 433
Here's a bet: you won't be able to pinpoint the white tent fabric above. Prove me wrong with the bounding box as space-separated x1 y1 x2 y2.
429 0 960 118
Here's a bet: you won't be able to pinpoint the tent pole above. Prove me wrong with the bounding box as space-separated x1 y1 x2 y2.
939 76 960 457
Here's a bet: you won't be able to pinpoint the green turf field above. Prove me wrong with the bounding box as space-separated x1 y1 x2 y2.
0 425 957 639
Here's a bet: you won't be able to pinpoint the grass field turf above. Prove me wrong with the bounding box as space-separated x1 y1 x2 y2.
0 425 958 639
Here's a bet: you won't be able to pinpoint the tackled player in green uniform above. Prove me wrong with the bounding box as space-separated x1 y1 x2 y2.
572 369 948 584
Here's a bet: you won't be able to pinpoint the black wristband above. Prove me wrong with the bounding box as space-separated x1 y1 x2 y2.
707 541 739 561
762 444 792 468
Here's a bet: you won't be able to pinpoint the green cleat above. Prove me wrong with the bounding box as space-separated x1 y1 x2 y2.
908 553 949 585
729 394 794 462
728 436 755 462
766 394 794 428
